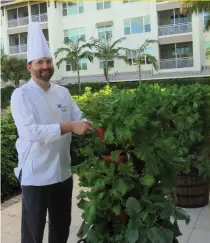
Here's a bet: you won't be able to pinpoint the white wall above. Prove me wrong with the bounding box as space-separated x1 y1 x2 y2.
50 1 160 80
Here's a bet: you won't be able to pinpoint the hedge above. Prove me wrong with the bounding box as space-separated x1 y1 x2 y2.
1 108 20 201
1 77 209 109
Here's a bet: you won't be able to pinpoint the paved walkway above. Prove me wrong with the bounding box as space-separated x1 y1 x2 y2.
1 175 210 243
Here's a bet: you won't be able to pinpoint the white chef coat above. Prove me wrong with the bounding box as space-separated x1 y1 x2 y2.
10 79 83 186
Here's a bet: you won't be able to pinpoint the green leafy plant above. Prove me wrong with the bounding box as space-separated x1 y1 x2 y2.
1 54 30 87
1 108 20 201
74 83 210 243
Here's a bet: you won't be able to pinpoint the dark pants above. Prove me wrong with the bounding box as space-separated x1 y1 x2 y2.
20 175 73 243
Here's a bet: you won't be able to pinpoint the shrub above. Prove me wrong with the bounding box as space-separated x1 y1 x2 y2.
1 108 20 201
1 77 209 110
73 84 210 243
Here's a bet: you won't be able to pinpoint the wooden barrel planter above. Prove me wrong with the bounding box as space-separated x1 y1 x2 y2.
175 172 209 208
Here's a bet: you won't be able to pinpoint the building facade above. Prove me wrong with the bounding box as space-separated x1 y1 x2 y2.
1 0 210 84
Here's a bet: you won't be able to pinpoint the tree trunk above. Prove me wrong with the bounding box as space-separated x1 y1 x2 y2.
138 64 141 84
105 61 110 85
77 67 81 95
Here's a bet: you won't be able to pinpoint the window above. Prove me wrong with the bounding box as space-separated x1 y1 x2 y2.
62 1 84 16
100 59 114 69
64 27 85 43
124 15 151 35
205 42 210 60
66 58 87 71
97 26 112 39
170 13 189 24
126 48 152 65
172 46 191 58
97 0 111 10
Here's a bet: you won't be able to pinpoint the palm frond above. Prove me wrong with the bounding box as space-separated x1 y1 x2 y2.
79 51 94 62
54 47 71 58
110 37 126 49
139 39 158 53
181 1 210 14
56 57 69 68
145 54 159 71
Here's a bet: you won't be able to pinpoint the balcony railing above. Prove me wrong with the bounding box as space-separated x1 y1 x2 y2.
158 22 192 36
9 42 49 55
8 16 29 28
31 13 48 23
160 57 194 69
9 44 27 54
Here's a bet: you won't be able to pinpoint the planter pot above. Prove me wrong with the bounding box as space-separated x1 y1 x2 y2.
101 155 126 165
97 127 105 142
175 172 209 208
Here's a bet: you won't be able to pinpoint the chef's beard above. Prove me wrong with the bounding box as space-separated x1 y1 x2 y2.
37 68 54 82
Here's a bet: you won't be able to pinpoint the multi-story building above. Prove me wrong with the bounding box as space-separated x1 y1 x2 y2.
1 0 210 84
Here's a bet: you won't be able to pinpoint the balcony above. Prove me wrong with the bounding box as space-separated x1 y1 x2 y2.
31 13 48 23
159 42 194 69
158 8 192 37
8 16 29 28
7 2 48 28
7 6 29 28
160 57 194 69
158 22 192 36
9 41 49 55
9 44 27 54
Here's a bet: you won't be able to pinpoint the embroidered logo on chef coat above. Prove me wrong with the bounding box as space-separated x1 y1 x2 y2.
57 104 68 112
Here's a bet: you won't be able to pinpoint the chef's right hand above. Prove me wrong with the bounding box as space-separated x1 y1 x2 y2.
72 120 93 135
60 120 93 135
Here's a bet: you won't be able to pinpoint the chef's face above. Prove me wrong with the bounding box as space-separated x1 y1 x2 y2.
27 57 54 82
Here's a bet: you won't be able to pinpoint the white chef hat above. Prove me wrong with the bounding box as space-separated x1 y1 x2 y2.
27 22 51 63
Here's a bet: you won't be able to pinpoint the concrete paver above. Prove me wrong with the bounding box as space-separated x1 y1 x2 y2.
1 175 210 243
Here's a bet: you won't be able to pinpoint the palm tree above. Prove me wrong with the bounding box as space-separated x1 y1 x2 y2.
128 39 159 84
180 0 210 31
89 36 129 84
54 37 94 94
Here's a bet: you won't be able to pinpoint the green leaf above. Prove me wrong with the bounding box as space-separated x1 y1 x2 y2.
92 179 105 193
126 229 139 243
84 172 96 184
160 201 173 219
171 220 182 238
81 146 93 156
111 150 124 161
140 211 148 222
77 220 91 238
140 175 155 187
84 203 96 224
118 163 132 173
126 197 141 216
147 227 173 243
115 178 129 196
112 204 121 216
174 207 190 225
138 228 148 243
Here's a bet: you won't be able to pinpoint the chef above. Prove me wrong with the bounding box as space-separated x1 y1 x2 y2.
10 22 92 243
